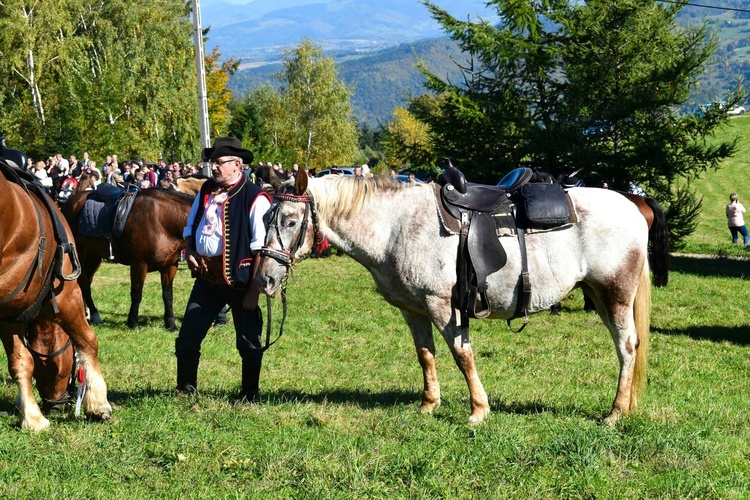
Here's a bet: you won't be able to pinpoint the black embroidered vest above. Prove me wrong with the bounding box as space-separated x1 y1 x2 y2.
192 176 270 289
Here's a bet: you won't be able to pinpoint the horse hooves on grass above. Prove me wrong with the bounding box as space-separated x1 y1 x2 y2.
86 409 112 422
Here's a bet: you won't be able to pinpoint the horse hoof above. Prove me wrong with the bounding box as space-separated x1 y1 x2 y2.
468 408 490 425
127 321 139 330
90 315 103 325
21 416 51 431
87 408 112 422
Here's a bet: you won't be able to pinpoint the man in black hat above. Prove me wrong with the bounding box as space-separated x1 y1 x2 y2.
175 137 273 402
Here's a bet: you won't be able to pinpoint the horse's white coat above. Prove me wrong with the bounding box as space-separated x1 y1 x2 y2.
258 175 651 424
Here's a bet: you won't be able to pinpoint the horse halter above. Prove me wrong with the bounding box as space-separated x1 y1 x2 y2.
259 193 321 266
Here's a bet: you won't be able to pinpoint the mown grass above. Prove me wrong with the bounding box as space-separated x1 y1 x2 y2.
2 118 750 496
683 114 750 256
1 252 748 497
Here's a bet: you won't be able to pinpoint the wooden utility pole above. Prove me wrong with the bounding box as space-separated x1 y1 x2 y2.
191 0 212 176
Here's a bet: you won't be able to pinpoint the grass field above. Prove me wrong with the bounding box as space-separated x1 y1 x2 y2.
683 114 750 256
1 118 750 496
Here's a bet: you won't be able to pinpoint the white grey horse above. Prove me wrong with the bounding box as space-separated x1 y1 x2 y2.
257 170 651 425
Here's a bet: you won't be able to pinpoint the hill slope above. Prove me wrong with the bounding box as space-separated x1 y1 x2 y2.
229 38 468 125
686 114 750 254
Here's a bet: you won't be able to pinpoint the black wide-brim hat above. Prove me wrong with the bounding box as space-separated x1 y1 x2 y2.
202 136 254 165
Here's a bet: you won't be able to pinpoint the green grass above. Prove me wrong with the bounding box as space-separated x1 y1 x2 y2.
1 253 749 497
2 125 750 495
683 114 750 256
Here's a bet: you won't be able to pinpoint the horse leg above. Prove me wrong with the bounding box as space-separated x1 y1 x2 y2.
160 264 178 332
428 296 490 424
586 261 651 425
1 331 50 431
52 288 112 421
80 254 103 325
399 309 441 414
127 261 148 329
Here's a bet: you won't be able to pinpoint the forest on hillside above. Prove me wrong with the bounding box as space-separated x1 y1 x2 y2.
229 2 750 125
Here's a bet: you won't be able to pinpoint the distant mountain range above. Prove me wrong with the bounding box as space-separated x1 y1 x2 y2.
201 0 498 62
229 37 468 126
213 0 750 126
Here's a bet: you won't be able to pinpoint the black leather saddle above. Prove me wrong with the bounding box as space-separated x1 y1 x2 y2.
436 164 573 341
78 184 138 255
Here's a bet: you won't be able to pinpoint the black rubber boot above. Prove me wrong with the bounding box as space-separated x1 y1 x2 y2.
238 363 261 403
214 305 230 326
176 359 199 395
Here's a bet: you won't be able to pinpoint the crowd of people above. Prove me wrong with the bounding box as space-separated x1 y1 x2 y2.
24 151 211 201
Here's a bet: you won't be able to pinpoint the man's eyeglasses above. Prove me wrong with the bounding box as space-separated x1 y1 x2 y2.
212 158 238 167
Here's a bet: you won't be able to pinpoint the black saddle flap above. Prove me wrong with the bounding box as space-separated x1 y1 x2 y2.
520 183 570 228
467 212 507 279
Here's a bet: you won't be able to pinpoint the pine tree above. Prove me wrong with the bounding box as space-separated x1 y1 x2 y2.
417 0 744 244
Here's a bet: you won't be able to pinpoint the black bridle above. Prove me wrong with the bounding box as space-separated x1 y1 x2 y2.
255 192 322 351
259 193 320 266
23 331 76 413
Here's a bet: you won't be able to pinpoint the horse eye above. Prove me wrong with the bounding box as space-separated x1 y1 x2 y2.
285 219 297 229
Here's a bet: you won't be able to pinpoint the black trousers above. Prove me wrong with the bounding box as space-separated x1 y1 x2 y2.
175 277 264 366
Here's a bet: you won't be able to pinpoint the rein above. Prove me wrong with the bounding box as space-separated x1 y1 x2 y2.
256 192 322 351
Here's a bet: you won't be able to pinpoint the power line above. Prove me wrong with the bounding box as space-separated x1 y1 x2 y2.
659 0 750 14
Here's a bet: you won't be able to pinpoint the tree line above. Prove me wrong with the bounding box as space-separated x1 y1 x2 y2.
1 0 743 246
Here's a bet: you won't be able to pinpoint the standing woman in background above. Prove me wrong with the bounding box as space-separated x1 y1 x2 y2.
726 193 749 246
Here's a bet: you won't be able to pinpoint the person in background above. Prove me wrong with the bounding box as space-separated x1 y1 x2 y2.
628 180 646 196
726 192 748 246
175 137 272 403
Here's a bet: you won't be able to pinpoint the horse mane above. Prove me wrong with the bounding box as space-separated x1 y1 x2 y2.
309 174 420 220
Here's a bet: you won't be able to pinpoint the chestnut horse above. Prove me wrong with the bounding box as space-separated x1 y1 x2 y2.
26 319 76 413
620 192 669 287
62 188 195 331
0 162 111 430
257 171 650 425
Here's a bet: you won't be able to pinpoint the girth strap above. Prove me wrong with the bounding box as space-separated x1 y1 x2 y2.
508 206 530 332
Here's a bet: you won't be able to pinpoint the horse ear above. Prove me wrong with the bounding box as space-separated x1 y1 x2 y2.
295 168 308 195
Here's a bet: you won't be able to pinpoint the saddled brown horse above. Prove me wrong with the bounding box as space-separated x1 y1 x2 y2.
62 188 195 331
0 162 111 430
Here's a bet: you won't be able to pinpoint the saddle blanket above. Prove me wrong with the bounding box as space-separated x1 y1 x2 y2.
78 191 136 238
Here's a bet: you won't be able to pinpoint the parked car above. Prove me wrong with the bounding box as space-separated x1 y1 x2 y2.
396 174 425 183
728 106 745 116
316 167 355 177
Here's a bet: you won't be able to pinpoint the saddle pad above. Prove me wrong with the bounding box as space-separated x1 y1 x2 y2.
520 183 570 228
78 197 112 238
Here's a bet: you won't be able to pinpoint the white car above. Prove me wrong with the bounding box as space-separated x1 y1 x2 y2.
728 106 745 116
315 167 355 177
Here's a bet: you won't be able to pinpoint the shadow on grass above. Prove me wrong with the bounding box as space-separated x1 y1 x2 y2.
653 325 750 345
671 255 750 279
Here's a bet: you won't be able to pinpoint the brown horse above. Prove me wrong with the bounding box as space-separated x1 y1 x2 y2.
62 188 195 331
0 163 111 430
620 192 669 287
174 175 208 197
26 319 76 413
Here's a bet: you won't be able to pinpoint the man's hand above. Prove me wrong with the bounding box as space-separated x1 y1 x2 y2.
185 249 202 274
242 289 260 311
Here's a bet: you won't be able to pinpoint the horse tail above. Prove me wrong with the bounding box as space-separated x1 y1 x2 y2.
631 257 651 412
643 196 670 287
